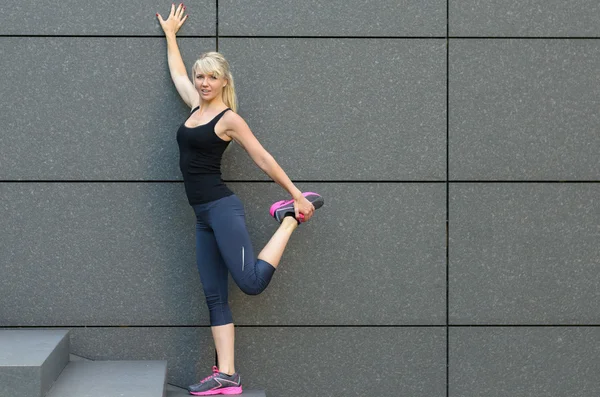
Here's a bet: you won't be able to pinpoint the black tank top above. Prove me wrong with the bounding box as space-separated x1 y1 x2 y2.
176 106 234 205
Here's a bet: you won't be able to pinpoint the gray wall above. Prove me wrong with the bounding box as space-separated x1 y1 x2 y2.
1 1 599 396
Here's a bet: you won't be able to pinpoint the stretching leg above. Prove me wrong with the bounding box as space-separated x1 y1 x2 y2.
257 216 298 267
209 195 298 295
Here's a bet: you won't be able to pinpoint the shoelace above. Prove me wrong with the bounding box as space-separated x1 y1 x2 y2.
200 366 220 383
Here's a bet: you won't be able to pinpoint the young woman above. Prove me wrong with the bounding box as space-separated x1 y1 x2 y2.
157 4 324 395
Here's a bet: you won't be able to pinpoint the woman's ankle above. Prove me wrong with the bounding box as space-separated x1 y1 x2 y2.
218 366 236 375
281 216 299 230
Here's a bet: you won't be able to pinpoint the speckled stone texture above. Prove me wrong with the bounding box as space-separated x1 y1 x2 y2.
219 38 446 181
0 365 41 397
71 326 446 396
1 182 445 326
3 2 600 394
46 360 168 397
450 327 600 397
0 1 215 35
69 327 213 388
235 327 446 397
449 183 600 324
450 0 600 37
228 182 446 325
0 37 213 180
219 0 446 37
0 183 206 326
449 39 600 180
0 329 70 397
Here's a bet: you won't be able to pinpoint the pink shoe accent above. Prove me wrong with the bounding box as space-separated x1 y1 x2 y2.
190 386 243 396
269 192 322 218
201 366 219 382
269 199 290 217
221 387 243 395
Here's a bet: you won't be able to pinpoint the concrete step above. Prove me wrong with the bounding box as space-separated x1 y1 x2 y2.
0 329 70 397
166 383 266 397
46 360 168 397
69 355 265 397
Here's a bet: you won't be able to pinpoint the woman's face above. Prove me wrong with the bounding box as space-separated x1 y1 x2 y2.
194 71 227 101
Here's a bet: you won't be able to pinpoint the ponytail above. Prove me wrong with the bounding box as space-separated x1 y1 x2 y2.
222 72 237 113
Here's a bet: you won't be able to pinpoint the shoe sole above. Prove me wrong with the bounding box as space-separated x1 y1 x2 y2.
189 386 243 395
269 192 324 222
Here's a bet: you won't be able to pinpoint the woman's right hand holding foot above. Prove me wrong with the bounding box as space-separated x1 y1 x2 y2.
157 3 188 36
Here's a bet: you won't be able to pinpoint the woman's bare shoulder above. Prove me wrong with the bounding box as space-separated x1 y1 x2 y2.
222 109 247 128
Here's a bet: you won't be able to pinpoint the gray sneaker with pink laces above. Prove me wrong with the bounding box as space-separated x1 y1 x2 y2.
269 192 324 223
188 366 242 395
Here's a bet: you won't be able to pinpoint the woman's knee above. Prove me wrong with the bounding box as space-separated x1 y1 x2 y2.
237 259 275 295
238 282 266 296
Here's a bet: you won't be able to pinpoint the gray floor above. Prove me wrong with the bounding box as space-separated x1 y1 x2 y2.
167 384 266 397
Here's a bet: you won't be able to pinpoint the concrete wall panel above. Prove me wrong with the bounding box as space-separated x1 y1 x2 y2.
450 0 600 37
220 38 447 181
71 326 447 396
449 184 600 324
220 0 446 37
1 182 445 326
0 183 445 326
449 39 600 180
229 182 447 325
0 183 204 326
2 1 599 395
69 327 214 387
235 327 446 397
0 37 214 181
0 1 215 36
450 327 600 397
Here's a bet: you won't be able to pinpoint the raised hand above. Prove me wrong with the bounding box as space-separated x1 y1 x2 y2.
157 3 188 36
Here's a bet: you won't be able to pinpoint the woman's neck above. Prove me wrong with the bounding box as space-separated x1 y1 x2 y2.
199 96 226 112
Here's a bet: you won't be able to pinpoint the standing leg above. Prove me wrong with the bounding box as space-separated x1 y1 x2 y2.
194 216 237 378
195 224 232 327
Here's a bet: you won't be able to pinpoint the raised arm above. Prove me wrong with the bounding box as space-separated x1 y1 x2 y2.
157 4 199 109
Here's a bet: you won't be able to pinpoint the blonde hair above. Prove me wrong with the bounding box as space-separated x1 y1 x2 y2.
192 52 238 112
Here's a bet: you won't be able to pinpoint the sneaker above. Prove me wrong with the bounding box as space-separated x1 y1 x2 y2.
269 192 324 223
188 366 243 396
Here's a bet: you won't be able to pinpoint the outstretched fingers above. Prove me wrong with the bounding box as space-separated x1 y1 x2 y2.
177 3 187 19
156 3 188 34
178 14 189 27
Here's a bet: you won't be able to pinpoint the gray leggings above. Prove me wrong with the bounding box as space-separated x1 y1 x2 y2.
193 194 276 326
